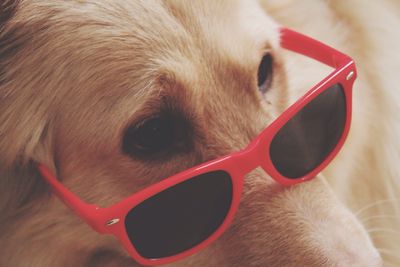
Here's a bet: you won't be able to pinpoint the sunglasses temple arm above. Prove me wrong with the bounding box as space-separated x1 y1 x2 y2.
37 164 100 225
279 27 352 68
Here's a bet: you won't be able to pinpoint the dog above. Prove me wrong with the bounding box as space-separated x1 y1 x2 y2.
1 0 399 266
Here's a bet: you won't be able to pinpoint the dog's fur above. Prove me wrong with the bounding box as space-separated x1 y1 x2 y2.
1 0 399 266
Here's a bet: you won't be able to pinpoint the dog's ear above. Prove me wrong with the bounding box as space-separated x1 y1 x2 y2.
0 0 19 81
0 0 51 170
0 0 56 174
0 0 19 29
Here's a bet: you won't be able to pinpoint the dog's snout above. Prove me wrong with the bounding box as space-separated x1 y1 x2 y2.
222 178 383 267
313 215 383 267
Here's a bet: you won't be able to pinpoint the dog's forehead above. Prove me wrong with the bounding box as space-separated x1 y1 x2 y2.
14 0 278 91
59 0 278 66
156 0 279 77
161 0 279 50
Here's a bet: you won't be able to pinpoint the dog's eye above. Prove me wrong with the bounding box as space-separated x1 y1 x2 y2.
122 113 190 159
257 53 273 94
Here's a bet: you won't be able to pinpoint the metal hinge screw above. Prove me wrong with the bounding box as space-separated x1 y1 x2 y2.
346 71 355 81
106 218 120 226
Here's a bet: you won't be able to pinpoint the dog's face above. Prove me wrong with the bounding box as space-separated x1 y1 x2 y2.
0 0 383 266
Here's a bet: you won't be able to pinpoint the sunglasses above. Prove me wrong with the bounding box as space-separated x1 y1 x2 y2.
38 27 357 266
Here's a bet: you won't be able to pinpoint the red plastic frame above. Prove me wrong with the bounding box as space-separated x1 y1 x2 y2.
37 27 357 266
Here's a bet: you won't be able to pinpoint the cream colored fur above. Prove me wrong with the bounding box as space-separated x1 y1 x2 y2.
0 0 399 266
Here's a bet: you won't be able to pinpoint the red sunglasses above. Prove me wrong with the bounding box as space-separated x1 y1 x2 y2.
38 27 356 266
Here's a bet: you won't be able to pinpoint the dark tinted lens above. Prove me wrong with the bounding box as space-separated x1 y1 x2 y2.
270 84 346 178
125 171 232 259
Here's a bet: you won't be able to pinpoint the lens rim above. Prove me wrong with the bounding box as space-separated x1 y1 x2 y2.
254 66 354 185
96 161 244 265
268 83 347 179
124 170 234 259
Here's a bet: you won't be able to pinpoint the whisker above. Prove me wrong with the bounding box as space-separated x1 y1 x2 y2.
368 234 400 243
360 214 400 224
354 198 400 217
367 228 400 235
